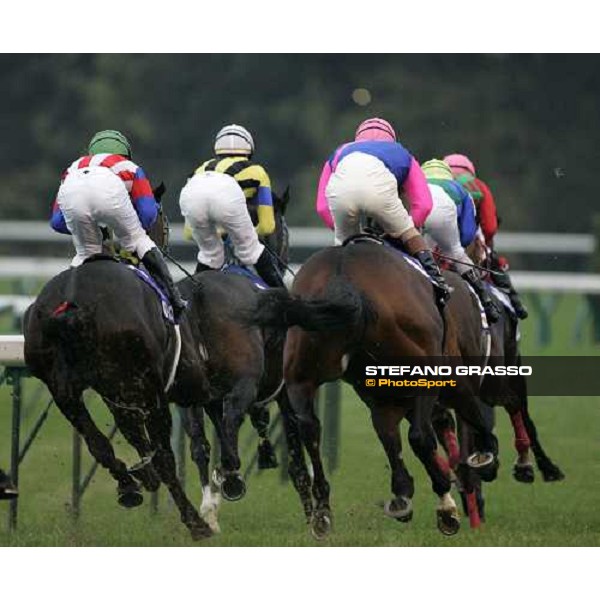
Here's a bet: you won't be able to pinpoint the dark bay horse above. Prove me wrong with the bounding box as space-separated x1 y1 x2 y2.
178 189 348 531
23 257 213 540
250 238 500 538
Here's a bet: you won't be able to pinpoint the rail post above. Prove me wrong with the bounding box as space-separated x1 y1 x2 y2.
587 214 600 343
7 367 22 530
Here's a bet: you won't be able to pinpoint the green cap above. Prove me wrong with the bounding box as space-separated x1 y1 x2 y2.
88 130 132 158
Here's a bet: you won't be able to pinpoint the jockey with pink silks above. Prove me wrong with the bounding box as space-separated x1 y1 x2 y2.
315 117 451 308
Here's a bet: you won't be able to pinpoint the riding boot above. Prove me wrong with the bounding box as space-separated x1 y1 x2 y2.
490 269 528 319
195 261 213 274
254 248 285 288
402 235 451 308
462 268 501 323
142 247 188 322
490 252 528 319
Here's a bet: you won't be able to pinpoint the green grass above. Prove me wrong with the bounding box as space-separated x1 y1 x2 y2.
0 293 598 546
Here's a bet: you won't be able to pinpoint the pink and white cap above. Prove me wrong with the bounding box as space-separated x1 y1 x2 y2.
443 153 476 176
355 117 396 142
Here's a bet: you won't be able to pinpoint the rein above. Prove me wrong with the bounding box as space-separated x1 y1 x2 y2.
432 251 502 277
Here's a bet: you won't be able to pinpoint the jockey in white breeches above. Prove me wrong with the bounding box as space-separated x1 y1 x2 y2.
421 159 500 323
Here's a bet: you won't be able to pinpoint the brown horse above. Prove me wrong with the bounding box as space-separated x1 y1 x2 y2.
250 237 500 538
434 247 564 526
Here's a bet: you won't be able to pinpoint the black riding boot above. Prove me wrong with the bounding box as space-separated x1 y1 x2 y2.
195 262 213 274
462 268 501 323
402 235 451 308
414 250 451 307
490 269 528 320
142 248 188 322
254 248 285 288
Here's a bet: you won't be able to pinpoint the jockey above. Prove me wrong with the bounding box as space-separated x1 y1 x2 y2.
444 153 528 319
50 130 188 321
421 159 500 323
179 124 284 288
315 117 451 307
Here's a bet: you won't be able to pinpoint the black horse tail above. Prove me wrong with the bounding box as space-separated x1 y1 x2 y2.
43 302 95 366
249 280 375 332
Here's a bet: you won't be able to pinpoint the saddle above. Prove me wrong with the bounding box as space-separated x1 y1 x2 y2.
81 253 175 324
221 263 270 290
342 233 435 285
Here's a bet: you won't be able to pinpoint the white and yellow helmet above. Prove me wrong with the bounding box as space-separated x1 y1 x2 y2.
214 124 255 156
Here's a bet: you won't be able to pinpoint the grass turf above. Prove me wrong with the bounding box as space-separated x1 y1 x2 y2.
0 292 598 546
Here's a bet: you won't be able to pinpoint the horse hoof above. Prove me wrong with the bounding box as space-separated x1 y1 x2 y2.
0 487 18 501
513 463 535 484
310 510 332 540
384 496 413 522
257 441 279 470
118 485 144 509
221 473 246 502
190 522 214 541
541 465 565 482
437 509 460 536
468 453 499 482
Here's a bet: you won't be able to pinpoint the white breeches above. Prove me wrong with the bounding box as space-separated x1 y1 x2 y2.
424 183 473 275
326 152 415 245
179 172 263 269
57 167 155 267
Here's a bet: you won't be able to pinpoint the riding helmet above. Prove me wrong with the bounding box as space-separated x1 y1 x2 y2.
443 153 476 176
354 117 396 142
214 124 255 156
88 130 132 158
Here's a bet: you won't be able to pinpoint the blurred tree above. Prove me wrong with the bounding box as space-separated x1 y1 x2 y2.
0 54 598 232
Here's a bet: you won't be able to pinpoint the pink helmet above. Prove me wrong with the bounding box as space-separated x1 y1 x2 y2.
355 117 396 142
443 153 476 176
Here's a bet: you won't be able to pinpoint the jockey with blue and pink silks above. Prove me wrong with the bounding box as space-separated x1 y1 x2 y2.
315 117 451 307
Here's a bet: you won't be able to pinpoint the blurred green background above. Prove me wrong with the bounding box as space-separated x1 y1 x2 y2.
2 54 599 232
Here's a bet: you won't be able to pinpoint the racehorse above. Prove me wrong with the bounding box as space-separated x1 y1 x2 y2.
434 244 564 526
178 189 349 531
249 237 501 538
23 254 214 540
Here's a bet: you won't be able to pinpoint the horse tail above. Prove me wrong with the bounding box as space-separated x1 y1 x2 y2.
43 302 95 365
250 281 374 332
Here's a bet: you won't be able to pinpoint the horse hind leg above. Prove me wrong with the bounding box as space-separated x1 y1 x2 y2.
106 401 160 492
145 401 213 540
407 398 460 536
516 387 564 482
249 403 278 470
370 402 415 523
181 405 221 533
287 380 332 540
277 387 313 522
219 377 260 502
52 390 143 508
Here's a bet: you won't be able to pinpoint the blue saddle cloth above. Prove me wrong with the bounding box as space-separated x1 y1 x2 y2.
126 264 175 324
221 264 270 290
